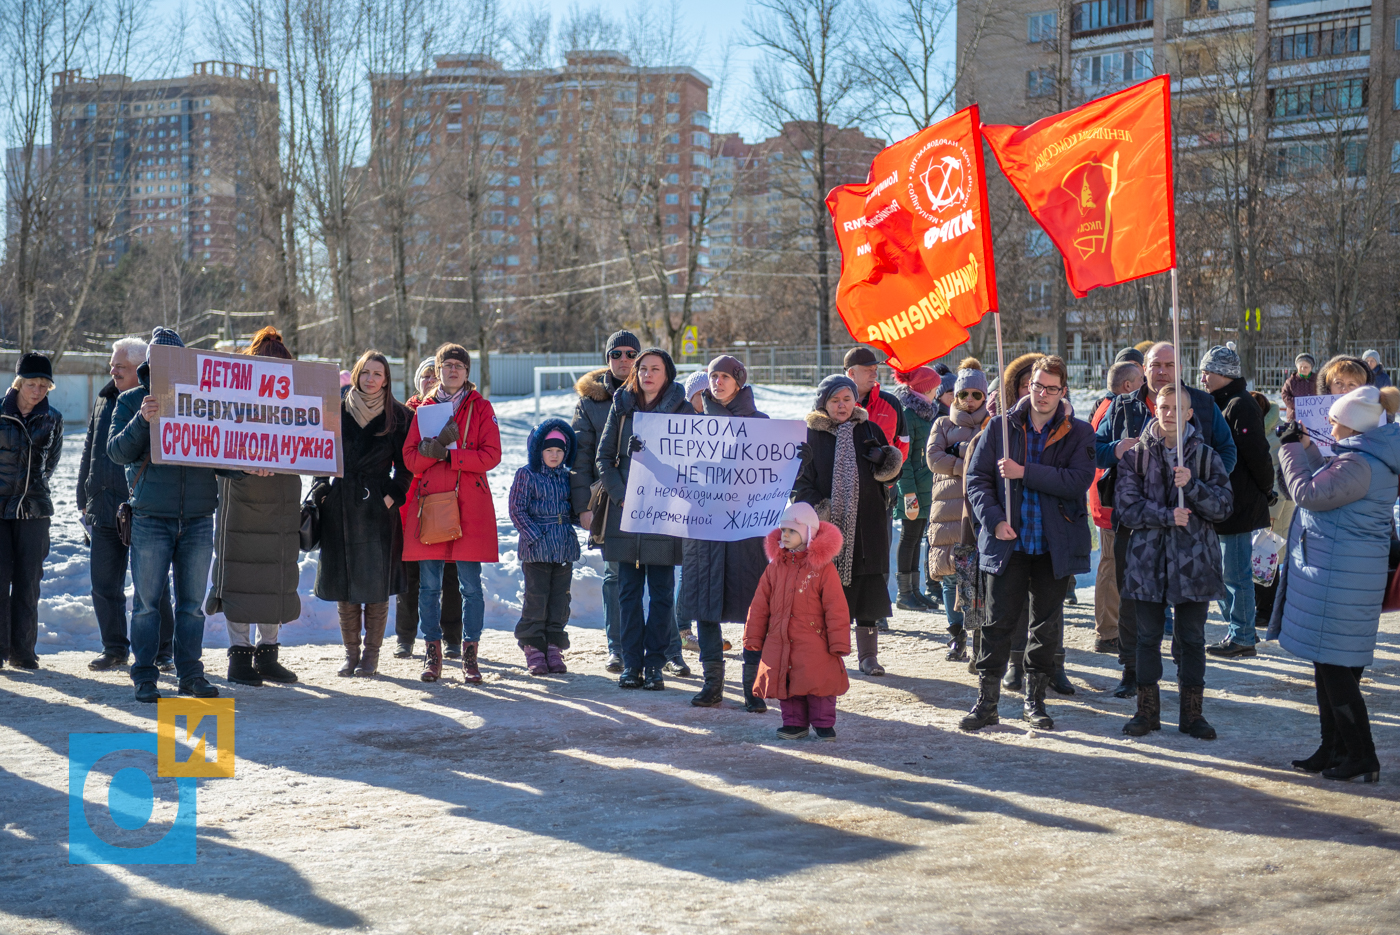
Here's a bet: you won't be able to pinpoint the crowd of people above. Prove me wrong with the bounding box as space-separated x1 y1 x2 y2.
0 328 1397 775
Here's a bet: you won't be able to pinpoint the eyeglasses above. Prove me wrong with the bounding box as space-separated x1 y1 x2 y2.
956 390 984 400
1029 382 1064 396
608 350 639 360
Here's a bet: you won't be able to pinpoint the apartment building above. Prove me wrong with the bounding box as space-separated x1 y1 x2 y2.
48 61 277 271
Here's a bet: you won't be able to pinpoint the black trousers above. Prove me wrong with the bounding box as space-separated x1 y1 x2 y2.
397 560 461 646
1135 600 1207 688
1113 527 1139 671
1315 662 1376 763
515 561 572 650
976 551 1067 679
0 518 48 664
89 523 175 658
897 515 928 575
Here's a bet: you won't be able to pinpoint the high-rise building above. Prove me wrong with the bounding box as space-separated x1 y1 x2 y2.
6 144 51 241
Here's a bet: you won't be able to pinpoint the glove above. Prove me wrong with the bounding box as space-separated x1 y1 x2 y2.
946 441 962 458
903 492 919 520
1267 489 1279 508
419 437 449 460
436 419 460 447
628 434 644 454
797 441 814 464
861 438 885 464
1278 422 1305 446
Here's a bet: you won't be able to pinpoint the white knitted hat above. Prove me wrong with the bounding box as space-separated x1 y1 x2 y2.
1329 385 1384 433
778 501 820 547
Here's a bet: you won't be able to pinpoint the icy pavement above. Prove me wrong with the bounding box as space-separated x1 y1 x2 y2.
2 600 1398 934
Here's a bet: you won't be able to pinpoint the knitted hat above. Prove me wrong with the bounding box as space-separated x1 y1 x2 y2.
1114 347 1145 365
707 354 747 387
939 370 958 398
1199 343 1242 379
150 327 184 348
1294 353 1316 368
778 500 820 548
414 357 436 397
814 374 859 411
1329 385 1386 433
953 358 988 397
932 362 951 376
1363 349 1382 364
541 428 570 452
893 365 939 396
843 346 881 369
15 352 52 381
605 330 641 358
435 342 471 376
683 369 709 402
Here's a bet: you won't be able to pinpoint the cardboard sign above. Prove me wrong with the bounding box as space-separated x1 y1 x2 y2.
619 412 807 541
147 344 343 477
1292 394 1338 458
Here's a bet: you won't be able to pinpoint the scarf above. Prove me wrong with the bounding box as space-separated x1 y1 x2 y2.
345 386 384 429
829 421 860 586
434 384 468 408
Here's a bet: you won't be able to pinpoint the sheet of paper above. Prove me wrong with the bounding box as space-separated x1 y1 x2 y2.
414 402 458 449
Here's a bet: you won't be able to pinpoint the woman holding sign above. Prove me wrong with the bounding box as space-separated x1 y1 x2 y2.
794 374 905 676
597 347 691 691
683 355 770 711
402 343 502 684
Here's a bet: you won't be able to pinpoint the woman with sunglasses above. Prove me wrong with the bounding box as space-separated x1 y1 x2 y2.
926 359 990 662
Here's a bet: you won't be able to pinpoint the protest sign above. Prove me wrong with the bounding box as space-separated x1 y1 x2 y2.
1292 394 1338 458
619 411 807 541
147 344 343 477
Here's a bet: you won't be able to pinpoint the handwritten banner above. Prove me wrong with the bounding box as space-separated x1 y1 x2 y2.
147 343 344 477
619 411 807 541
1292 394 1339 458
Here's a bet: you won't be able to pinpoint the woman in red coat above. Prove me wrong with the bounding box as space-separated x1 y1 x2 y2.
402 343 502 683
743 502 851 741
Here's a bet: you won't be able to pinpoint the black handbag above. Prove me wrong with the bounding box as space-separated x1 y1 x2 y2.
116 460 150 548
299 496 321 551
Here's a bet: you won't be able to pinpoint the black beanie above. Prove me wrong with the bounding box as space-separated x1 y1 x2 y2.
605 330 641 359
16 352 52 381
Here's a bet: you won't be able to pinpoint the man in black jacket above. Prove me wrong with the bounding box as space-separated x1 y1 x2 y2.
79 337 175 671
1198 345 1274 659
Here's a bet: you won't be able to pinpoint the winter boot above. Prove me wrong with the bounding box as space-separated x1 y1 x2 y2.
1320 701 1379 782
253 644 299 684
522 645 549 676
1049 650 1075 695
1002 656 1025 692
945 626 969 663
856 626 885 676
444 642 462 660
1021 671 1054 730
393 640 414 658
968 630 981 675
356 603 387 677
959 676 1001 731
875 617 891 632
462 641 483 684
1111 667 1137 698
227 646 263 687
546 644 567 674
895 573 927 612
421 640 443 682
1178 684 1216 740
923 579 941 610
742 663 767 713
690 662 724 707
1293 678 1344 773
641 667 665 691
1122 683 1161 736
337 621 361 678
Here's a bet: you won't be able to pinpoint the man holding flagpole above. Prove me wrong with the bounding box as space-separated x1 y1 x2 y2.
959 356 1095 732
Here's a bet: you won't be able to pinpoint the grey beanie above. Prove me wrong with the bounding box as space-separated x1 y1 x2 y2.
414 357 436 397
1199 343 1242 379
954 364 989 397
1295 353 1316 368
1363 348 1382 363
683 370 709 401
1114 347 1145 366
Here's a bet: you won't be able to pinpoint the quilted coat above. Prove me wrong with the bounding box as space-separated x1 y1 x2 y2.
1270 424 1400 667
570 366 622 514
893 384 935 515
0 387 63 520
509 417 581 565
596 381 692 566
925 403 989 577
206 471 303 624
76 381 126 527
744 522 852 700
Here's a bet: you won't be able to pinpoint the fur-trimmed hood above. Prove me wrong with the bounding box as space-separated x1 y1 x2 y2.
575 367 620 403
763 520 843 567
892 384 936 423
805 406 868 434
999 351 1043 411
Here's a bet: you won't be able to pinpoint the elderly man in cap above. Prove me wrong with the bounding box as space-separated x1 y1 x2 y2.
1199 344 1274 659
107 328 224 702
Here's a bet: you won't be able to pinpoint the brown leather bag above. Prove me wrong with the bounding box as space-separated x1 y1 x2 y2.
416 400 471 546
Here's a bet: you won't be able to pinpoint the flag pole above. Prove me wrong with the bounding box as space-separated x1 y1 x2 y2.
1170 267 1184 511
992 310 1012 516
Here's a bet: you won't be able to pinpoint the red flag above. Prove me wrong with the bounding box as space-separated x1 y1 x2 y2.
982 75 1174 298
826 105 997 371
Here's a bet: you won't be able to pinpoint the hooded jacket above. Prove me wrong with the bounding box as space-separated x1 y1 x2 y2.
0 387 63 520
509 417 581 565
596 381 691 566
965 394 1096 580
988 352 1042 416
925 402 989 576
744 521 852 700
77 380 128 527
570 366 623 514
1210 376 1274 536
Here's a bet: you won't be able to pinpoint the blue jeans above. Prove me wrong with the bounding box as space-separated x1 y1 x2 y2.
602 561 621 655
617 563 675 671
418 561 484 643
1218 532 1256 646
941 577 964 634
90 523 174 659
128 515 214 686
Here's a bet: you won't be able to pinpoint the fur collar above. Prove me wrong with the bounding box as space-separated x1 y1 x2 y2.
892 384 936 422
762 520 843 566
805 406 868 435
575 367 618 403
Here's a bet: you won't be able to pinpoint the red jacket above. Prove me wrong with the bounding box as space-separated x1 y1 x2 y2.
744 522 851 700
401 387 502 562
863 382 909 460
1089 395 1113 529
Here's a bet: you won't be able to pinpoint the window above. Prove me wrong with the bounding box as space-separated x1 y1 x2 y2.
1392 140 1400 173
1027 281 1050 306
1394 77 1400 110
1025 229 1052 256
1270 78 1368 119
666 173 680 184
1271 17 1370 62
1074 48 1151 87
488 210 505 224
665 193 680 204
692 131 710 147
665 152 680 164
667 92 680 104
1027 68 1055 97
1072 0 1152 33
642 92 656 103
665 213 679 226
691 111 710 128
690 191 702 205
614 89 635 103
691 153 709 167
1271 138 1367 178
667 133 680 144
1028 11 1057 42
666 112 680 124
1187 0 1218 13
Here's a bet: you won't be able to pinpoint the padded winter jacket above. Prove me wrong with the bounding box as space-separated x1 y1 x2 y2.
1272 425 1400 667
861 383 908 461
1094 383 1237 476
570 366 622 514
597 381 691 566
893 384 935 514
925 404 989 577
77 381 128 527
1210 376 1274 536
1280 372 1317 415
0 388 63 520
744 522 851 700
509 417 581 565
206 471 303 624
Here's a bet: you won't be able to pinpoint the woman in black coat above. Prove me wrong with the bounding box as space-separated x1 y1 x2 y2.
314 350 412 676
794 374 903 676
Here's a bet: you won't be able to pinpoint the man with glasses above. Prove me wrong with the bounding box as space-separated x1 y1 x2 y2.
1093 341 1236 698
960 356 1095 732
572 331 641 672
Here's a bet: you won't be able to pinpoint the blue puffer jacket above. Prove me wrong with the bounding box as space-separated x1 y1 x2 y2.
1271 423 1400 667
509 417 581 565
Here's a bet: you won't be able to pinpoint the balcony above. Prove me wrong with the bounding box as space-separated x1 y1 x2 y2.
1072 0 1153 36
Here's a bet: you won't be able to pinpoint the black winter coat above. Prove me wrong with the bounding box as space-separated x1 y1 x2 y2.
0 388 63 520
108 362 222 520
313 402 412 604
1210 377 1273 536
570 367 622 514
680 386 769 623
598 381 691 566
77 381 129 527
207 471 303 624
